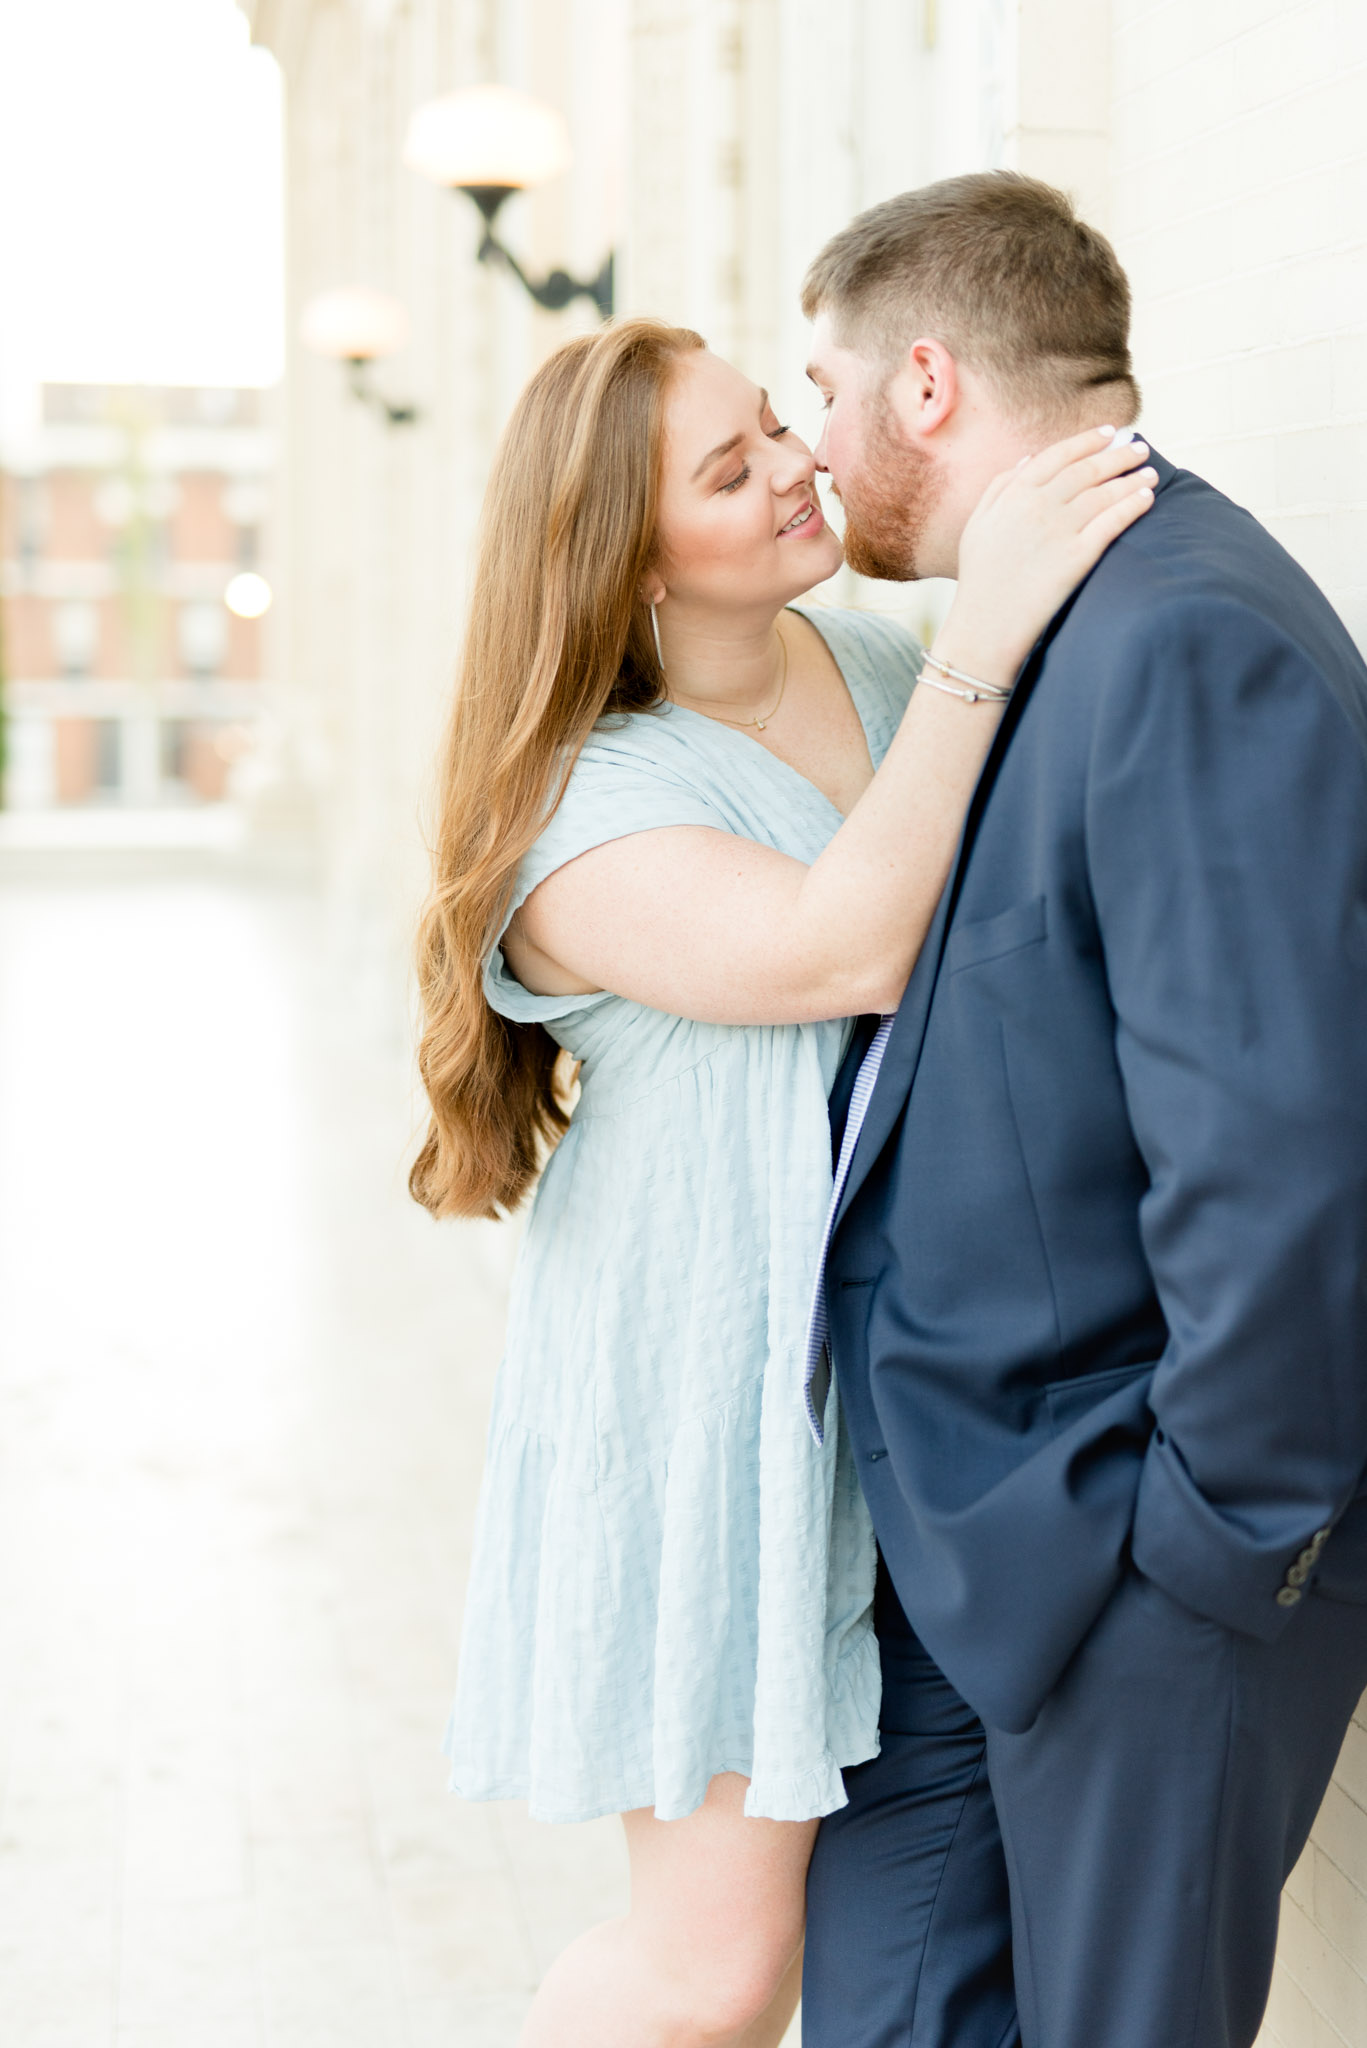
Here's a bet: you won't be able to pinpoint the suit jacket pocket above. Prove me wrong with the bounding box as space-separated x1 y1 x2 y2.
946 894 1047 974
1044 1358 1155 1435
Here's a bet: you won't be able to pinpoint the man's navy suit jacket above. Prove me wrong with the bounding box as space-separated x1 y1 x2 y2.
825 451 1367 1734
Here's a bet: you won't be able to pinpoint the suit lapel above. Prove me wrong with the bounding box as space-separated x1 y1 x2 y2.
830 609 1056 1234
830 692 1026 1235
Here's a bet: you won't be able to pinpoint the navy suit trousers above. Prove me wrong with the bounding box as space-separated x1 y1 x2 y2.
803 1557 1367 2048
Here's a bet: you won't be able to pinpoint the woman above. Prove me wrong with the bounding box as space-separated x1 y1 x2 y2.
411 318 1153 2047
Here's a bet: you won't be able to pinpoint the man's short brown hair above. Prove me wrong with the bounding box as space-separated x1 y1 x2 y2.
802 171 1140 425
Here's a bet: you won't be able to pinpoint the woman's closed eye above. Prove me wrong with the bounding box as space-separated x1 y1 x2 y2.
718 423 792 494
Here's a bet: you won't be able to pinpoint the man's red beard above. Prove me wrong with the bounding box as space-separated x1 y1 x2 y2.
836 393 943 582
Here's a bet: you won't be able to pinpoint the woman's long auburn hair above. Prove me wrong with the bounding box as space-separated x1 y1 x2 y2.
410 318 706 1220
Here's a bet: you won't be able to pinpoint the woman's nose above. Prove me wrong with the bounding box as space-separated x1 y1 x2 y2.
774 441 816 493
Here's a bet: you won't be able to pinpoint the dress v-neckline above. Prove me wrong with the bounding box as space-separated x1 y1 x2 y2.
662 605 879 823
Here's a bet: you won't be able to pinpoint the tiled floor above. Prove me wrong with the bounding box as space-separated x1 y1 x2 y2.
0 862 631 2047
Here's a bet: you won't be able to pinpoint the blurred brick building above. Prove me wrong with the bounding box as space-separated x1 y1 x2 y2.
0 383 273 809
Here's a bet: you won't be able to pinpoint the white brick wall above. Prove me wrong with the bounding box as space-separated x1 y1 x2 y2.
1107 4 1367 2039
1111 0 1367 647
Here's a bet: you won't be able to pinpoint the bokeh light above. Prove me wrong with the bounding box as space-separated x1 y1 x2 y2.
224 571 272 619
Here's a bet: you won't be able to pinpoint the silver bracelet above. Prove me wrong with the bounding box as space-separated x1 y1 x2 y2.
917 654 1014 705
921 651 1014 699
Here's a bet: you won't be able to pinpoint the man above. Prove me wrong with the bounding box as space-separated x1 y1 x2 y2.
799 171 1367 2048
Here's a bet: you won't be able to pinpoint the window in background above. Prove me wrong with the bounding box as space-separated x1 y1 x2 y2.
93 719 122 796
17 478 47 580
53 599 99 679
222 478 266 569
161 719 188 787
178 600 227 680
94 476 137 543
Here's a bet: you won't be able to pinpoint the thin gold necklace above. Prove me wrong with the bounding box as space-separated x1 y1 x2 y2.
670 622 789 732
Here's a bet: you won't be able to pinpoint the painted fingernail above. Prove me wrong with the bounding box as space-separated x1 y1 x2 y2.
1097 424 1116 437
1140 467 1158 483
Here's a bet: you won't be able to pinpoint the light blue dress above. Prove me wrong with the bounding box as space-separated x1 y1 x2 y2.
445 605 920 1824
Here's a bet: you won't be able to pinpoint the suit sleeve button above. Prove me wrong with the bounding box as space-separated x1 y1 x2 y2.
1276 1586 1303 1608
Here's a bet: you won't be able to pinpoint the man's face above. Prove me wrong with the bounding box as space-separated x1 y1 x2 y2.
807 313 945 582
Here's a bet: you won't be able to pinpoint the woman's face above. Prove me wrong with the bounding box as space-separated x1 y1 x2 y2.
652 350 844 616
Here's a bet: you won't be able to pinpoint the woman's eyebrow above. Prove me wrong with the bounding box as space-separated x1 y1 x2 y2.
691 432 743 481
690 390 772 482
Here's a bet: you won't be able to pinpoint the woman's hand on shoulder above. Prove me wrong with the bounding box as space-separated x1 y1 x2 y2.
940 425 1157 685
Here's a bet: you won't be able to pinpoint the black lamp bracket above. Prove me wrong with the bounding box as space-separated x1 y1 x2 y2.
346 357 419 426
460 184 614 321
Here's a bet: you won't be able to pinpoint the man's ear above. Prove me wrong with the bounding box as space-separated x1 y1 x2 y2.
887 338 959 441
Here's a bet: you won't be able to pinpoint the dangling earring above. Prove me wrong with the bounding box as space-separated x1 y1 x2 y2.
650 601 665 675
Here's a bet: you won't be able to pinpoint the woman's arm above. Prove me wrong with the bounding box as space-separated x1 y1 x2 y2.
508 428 1155 1026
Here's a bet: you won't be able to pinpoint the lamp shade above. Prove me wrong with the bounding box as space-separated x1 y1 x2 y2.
403 85 571 191
300 287 410 362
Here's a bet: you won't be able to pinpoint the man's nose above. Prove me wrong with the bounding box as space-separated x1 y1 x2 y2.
813 419 830 472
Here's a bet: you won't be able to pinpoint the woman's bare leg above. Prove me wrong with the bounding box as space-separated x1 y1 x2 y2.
516 1772 816 2048
733 1946 803 2047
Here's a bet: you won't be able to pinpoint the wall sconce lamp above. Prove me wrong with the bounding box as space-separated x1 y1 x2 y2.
404 85 614 320
299 288 420 426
